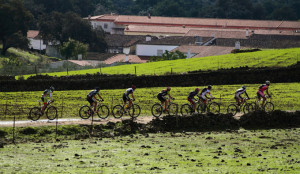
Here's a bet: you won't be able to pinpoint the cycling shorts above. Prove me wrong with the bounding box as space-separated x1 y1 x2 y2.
41 97 48 104
199 97 207 104
87 97 96 105
234 94 242 100
123 93 130 102
157 94 166 102
257 91 265 98
188 98 196 104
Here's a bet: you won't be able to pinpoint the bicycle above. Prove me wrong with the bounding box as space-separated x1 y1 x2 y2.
252 95 274 112
180 98 202 116
151 98 178 118
227 98 254 116
198 98 220 114
112 98 141 119
28 100 57 121
79 99 110 119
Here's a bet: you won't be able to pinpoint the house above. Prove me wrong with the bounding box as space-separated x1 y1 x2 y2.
104 54 147 65
27 30 46 51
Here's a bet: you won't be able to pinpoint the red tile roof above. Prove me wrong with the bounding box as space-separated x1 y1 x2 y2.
27 30 39 38
185 29 250 39
125 25 189 35
104 54 147 64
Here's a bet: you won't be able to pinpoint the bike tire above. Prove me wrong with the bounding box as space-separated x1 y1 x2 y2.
181 104 192 116
208 102 220 114
79 105 92 119
151 103 163 118
264 102 274 112
97 105 110 119
227 104 238 116
168 103 178 116
112 105 124 118
29 107 41 121
46 106 57 120
197 102 206 113
243 103 254 114
129 104 141 118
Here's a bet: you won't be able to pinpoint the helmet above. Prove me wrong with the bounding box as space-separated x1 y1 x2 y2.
195 88 200 92
242 86 246 89
132 85 136 90
50 86 55 91
95 87 100 91
266 81 270 85
208 85 212 89
167 87 171 91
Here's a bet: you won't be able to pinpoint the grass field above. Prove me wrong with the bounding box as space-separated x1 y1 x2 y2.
0 127 299 173
20 47 300 79
0 83 299 120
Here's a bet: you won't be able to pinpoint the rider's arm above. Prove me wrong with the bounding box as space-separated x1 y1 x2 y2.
266 89 270 97
245 91 249 98
131 93 135 100
50 92 53 101
97 94 103 100
208 92 213 98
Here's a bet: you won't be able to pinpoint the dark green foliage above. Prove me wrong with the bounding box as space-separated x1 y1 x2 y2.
19 127 38 135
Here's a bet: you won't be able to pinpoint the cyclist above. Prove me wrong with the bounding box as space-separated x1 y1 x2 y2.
199 85 215 107
123 85 136 110
157 87 174 112
235 86 250 107
257 81 271 107
87 87 104 113
41 86 55 114
187 88 200 114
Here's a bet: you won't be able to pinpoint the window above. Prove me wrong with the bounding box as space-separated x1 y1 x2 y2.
157 49 163 56
104 23 108 29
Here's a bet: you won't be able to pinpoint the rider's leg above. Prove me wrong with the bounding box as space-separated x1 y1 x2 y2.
262 96 266 107
93 101 97 112
164 100 168 111
41 103 47 113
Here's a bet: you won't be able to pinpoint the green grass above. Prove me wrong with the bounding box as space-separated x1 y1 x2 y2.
0 128 299 173
0 83 299 120
21 47 300 79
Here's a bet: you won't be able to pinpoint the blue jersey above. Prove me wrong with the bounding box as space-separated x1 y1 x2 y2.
87 90 99 98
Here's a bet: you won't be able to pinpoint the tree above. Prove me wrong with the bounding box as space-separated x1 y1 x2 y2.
38 11 107 52
59 39 88 60
0 0 33 55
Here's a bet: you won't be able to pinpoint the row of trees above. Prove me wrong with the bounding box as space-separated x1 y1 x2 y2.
0 0 107 57
23 0 300 21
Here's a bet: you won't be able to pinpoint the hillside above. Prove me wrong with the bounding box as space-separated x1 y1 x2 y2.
21 48 300 79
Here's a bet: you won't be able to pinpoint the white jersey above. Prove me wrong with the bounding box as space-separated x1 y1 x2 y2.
200 88 212 99
235 88 246 96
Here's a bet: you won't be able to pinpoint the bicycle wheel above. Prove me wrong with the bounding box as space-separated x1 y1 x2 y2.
197 102 206 113
97 105 110 119
208 102 220 114
29 107 41 121
129 104 141 118
112 105 124 118
168 103 178 116
243 103 254 114
227 104 238 116
181 104 192 116
46 106 57 120
264 102 274 112
79 105 92 119
151 103 163 118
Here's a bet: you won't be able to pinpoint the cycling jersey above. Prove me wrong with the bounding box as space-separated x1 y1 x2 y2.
159 90 169 97
41 89 53 103
87 90 99 98
124 88 134 96
235 88 249 99
258 84 268 92
200 88 212 99
188 91 198 99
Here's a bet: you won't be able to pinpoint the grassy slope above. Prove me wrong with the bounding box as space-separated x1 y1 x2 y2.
22 47 300 79
0 83 299 120
0 128 299 173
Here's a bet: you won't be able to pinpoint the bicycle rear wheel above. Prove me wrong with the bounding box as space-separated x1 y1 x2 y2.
264 102 274 112
227 104 237 116
112 105 124 118
29 107 41 121
151 103 163 118
97 105 110 119
243 103 254 114
129 104 141 118
168 103 178 116
79 105 92 119
46 106 57 120
181 104 192 116
197 102 206 113
208 102 220 114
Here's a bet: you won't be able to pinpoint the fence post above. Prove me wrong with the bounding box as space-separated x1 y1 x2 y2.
220 94 222 113
4 101 7 119
135 66 137 75
100 65 102 74
13 115 16 144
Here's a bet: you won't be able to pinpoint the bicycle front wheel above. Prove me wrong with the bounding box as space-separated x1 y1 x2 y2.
168 103 178 116
46 106 57 120
243 103 254 114
264 102 274 112
97 105 110 119
151 103 163 118
29 107 41 121
208 102 220 114
112 105 124 118
181 104 192 116
79 105 92 119
227 104 237 116
129 104 141 118
197 102 206 113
